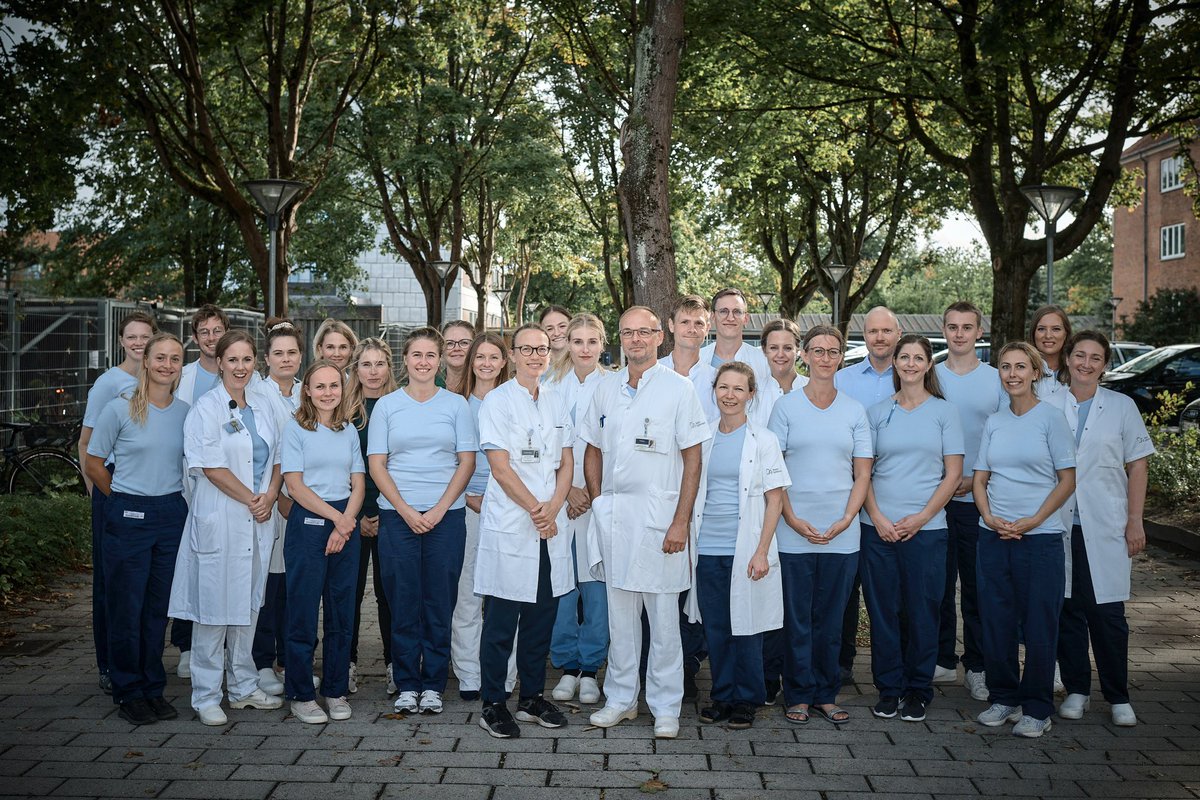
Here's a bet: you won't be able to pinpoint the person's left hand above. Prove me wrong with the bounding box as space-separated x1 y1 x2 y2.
662 520 688 554
748 551 770 581
1125 519 1147 557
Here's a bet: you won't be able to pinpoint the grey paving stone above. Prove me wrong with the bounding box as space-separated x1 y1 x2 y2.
199 748 304 766
126 762 238 781
164 733 267 750
812 757 916 776
158 780 275 799
26 761 134 780
606 752 708 771
1012 761 1120 780
911 759 1015 778
443 766 546 785
492 790 601 800
1075 780 1198 798
555 737 655 754
2 745 106 762
378 787 490 800
94 745 206 764
267 783 383 800
657 737 754 754
752 741 849 758
454 735 554 752
545 769 653 788
50 778 167 797
762 773 872 793
228 764 339 782
0 777 63 796
0 759 34 777
335 766 445 784
966 777 1086 796
711 792 823 800
865 776 976 794
501 752 603 770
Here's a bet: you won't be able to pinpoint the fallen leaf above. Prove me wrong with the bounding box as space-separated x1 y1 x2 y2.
124 751 143 758
183 761 203 771
639 777 670 794
377 755 402 766
382 712 408 720
418 739 432 745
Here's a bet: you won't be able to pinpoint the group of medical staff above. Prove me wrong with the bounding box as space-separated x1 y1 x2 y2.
78 293 1151 741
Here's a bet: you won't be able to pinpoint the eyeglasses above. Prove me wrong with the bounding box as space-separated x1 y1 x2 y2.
445 339 472 350
715 308 746 319
618 327 661 339
514 345 551 356
807 347 843 359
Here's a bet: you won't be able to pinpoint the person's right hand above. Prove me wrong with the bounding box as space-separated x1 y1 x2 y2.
334 513 357 539
401 506 432 534
359 515 379 538
248 493 272 523
871 515 900 543
786 514 823 544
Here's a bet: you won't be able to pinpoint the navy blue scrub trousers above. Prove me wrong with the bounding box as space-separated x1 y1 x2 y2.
938 500 985 672
480 539 559 704
253 571 286 670
976 527 1065 721
90 464 114 676
696 555 766 707
779 551 858 707
283 498 361 701
1058 525 1130 704
102 491 186 703
860 524 947 703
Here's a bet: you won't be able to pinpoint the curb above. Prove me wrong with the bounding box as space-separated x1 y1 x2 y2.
1145 518 1200 555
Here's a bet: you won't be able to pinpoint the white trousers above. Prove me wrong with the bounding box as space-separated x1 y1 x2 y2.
190 607 260 711
604 586 683 719
450 505 515 692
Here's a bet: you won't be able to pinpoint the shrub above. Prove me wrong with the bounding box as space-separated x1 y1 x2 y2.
1144 387 1200 509
0 493 92 604
1119 287 1200 346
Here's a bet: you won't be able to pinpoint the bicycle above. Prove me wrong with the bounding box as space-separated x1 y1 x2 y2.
1 419 87 496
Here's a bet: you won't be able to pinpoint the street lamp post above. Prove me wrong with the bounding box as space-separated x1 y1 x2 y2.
756 291 776 315
1108 295 1123 335
1020 184 1084 306
493 286 513 330
243 179 309 318
821 263 852 330
431 256 459 326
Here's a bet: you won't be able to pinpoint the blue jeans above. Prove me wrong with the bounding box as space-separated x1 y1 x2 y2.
779 551 858 707
860 524 947 702
377 507 466 693
253 572 286 671
1058 525 1129 704
480 540 558 704
697 556 765 706
550 541 609 673
938 500 984 671
283 498 361 701
103 491 186 703
977 528 1065 720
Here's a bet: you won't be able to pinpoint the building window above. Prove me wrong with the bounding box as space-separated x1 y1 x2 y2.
1161 223 1185 260
1161 155 1185 192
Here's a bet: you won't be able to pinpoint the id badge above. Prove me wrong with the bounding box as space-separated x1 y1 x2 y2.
634 416 656 452
520 449 540 463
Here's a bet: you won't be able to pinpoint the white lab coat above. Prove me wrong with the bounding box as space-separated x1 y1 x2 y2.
177 362 260 503
474 379 576 603
581 364 712 593
168 383 281 626
684 422 790 635
248 377 300 574
756 374 809 429
699 342 772 396
1058 387 1155 604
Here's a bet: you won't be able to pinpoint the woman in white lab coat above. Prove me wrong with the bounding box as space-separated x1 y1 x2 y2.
1056 331 1154 727
686 361 788 730
546 313 611 706
756 318 808 427
169 330 285 726
474 323 576 738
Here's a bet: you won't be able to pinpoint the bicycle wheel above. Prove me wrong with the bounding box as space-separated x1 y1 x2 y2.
7 448 87 496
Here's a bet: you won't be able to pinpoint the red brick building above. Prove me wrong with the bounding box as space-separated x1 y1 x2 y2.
1112 125 1199 326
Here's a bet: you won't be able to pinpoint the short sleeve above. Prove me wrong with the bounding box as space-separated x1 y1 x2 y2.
850 405 873 459
675 379 713 450
477 391 508 453
184 400 229 471
555 392 576 450
974 417 994 473
941 404 966 457
366 396 391 457
280 420 305 474
578 383 606 448
453 394 479 453
1045 409 1077 470
767 397 789 452
1120 398 1156 463
86 401 122 460
349 430 365 475
759 432 791 493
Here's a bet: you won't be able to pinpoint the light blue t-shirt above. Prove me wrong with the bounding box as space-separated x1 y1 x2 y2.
863 396 965 531
366 388 478 512
768 390 873 554
835 360 895 411
281 419 365 502
698 424 746 556
87 396 191 495
83 368 138 428
1071 397 1093 526
935 361 1005 502
975 401 1076 535
241 406 271 490
466 393 492 496
192 364 220 403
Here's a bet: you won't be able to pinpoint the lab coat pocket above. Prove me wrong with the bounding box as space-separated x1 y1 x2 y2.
189 511 224 555
645 490 679 532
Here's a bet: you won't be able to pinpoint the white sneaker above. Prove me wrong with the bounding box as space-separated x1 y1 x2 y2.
312 674 321 690
418 690 443 714
1053 663 1065 695
177 650 191 680
394 690 419 713
977 703 1022 727
589 703 638 728
229 689 283 710
291 699 328 724
653 715 679 739
348 663 358 694
327 696 352 721
578 677 601 704
964 670 989 702
1058 693 1090 720
197 704 227 726
932 665 958 684
551 673 579 701
1111 703 1137 726
1012 715 1052 738
386 664 397 695
258 668 284 696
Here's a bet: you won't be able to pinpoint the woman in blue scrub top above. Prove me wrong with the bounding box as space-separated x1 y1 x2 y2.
860 335 964 723
78 310 158 695
973 342 1076 738
451 332 511 701
346 338 399 695
169 330 285 726
281 361 365 724
690 362 789 730
767 325 873 726
368 327 477 716
84 332 188 725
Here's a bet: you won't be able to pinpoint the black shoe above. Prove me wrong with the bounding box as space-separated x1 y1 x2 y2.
699 702 732 724
515 695 567 728
899 695 927 722
683 672 699 701
459 690 480 702
727 704 755 730
98 673 112 695
764 679 781 706
118 698 157 725
146 696 178 721
873 696 899 719
478 702 521 738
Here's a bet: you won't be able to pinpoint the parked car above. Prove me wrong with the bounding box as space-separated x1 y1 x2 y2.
844 337 948 367
1109 341 1154 369
1101 344 1200 423
1180 398 1200 432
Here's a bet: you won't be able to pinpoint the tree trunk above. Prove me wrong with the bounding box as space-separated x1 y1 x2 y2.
618 0 684 336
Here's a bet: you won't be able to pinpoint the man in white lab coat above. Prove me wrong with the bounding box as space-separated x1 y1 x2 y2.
582 306 712 738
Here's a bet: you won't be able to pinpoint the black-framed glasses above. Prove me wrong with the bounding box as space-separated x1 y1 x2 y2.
618 327 661 339
445 339 472 350
514 344 551 356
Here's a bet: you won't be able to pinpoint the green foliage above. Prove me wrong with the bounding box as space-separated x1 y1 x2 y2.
1143 386 1200 509
863 244 993 314
1027 225 1115 319
1120 288 1200 347
0 493 93 604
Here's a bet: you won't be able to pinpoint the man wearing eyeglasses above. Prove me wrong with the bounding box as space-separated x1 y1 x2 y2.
699 288 772 424
581 306 711 739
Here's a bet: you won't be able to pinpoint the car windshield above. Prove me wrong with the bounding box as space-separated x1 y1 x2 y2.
1110 346 1183 374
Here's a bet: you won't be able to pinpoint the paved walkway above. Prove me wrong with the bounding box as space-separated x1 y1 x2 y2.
2 545 1199 800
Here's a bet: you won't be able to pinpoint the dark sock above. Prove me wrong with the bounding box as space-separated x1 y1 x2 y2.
564 668 582 678
581 670 597 679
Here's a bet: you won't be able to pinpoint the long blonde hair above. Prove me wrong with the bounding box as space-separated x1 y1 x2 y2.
128 333 184 425
345 337 398 430
547 313 608 383
295 360 350 432
312 318 359 360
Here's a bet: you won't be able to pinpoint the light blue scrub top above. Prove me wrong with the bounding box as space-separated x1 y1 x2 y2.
240 406 271 490
863 396 965 531
835 360 895 411
698 423 746 556
281 419 365 502
466 394 492 496
975 401 1076 535
192 364 220 402
768 390 873 554
83 368 137 428
935 362 1005 502
366 388 478 512
87 396 191 495
1071 397 1093 526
